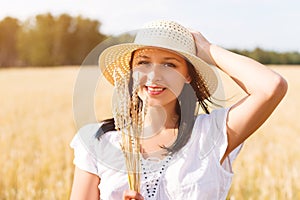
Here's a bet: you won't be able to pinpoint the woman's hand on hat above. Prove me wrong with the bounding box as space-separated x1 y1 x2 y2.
122 190 144 200
190 30 217 66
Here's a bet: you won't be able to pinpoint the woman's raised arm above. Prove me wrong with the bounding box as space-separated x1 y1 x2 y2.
191 31 288 161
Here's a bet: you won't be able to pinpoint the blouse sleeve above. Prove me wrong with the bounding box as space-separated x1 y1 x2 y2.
207 107 243 172
70 123 101 175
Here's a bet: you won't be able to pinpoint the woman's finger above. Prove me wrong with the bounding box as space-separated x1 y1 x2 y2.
122 190 144 200
190 31 217 66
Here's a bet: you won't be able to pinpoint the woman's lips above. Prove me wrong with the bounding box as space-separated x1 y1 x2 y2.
145 86 166 95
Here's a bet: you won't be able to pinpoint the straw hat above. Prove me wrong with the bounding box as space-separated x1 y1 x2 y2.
98 20 218 95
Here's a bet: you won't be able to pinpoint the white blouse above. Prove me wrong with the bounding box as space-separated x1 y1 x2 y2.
70 107 243 200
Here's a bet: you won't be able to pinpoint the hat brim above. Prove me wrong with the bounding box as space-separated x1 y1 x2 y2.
98 43 218 95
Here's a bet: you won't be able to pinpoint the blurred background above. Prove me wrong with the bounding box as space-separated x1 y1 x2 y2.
0 0 299 199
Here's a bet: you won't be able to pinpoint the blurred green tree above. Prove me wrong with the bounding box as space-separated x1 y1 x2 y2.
0 17 20 67
17 13 106 66
69 15 106 65
18 13 55 66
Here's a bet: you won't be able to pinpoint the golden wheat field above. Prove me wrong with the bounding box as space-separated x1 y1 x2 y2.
0 66 299 200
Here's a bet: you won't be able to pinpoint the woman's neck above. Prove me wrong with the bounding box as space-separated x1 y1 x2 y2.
143 102 178 138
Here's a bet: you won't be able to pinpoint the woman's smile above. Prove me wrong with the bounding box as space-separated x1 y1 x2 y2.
145 85 166 95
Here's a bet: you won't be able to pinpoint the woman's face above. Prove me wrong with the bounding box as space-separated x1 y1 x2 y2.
132 47 191 108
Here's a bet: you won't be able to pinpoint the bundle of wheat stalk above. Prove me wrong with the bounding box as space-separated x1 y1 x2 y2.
112 69 146 192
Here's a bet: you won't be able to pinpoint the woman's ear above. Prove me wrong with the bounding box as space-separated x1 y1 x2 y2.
185 75 192 83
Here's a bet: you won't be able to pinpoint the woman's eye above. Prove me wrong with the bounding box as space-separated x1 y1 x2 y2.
137 61 150 66
163 63 176 68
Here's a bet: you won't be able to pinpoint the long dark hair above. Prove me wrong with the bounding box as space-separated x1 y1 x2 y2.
96 51 213 154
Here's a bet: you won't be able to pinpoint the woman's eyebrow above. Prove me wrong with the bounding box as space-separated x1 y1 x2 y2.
135 55 150 59
163 57 182 62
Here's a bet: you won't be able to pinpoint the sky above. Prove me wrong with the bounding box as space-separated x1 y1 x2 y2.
1 0 300 52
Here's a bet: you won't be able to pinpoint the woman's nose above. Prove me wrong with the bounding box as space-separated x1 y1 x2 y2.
147 64 162 82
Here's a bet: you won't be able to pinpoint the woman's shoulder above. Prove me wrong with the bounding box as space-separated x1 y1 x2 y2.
75 122 119 144
195 107 230 127
192 107 230 144
71 123 119 154
70 122 122 168
70 123 101 154
77 123 102 136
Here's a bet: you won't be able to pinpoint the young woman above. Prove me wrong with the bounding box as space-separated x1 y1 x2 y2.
70 20 287 200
